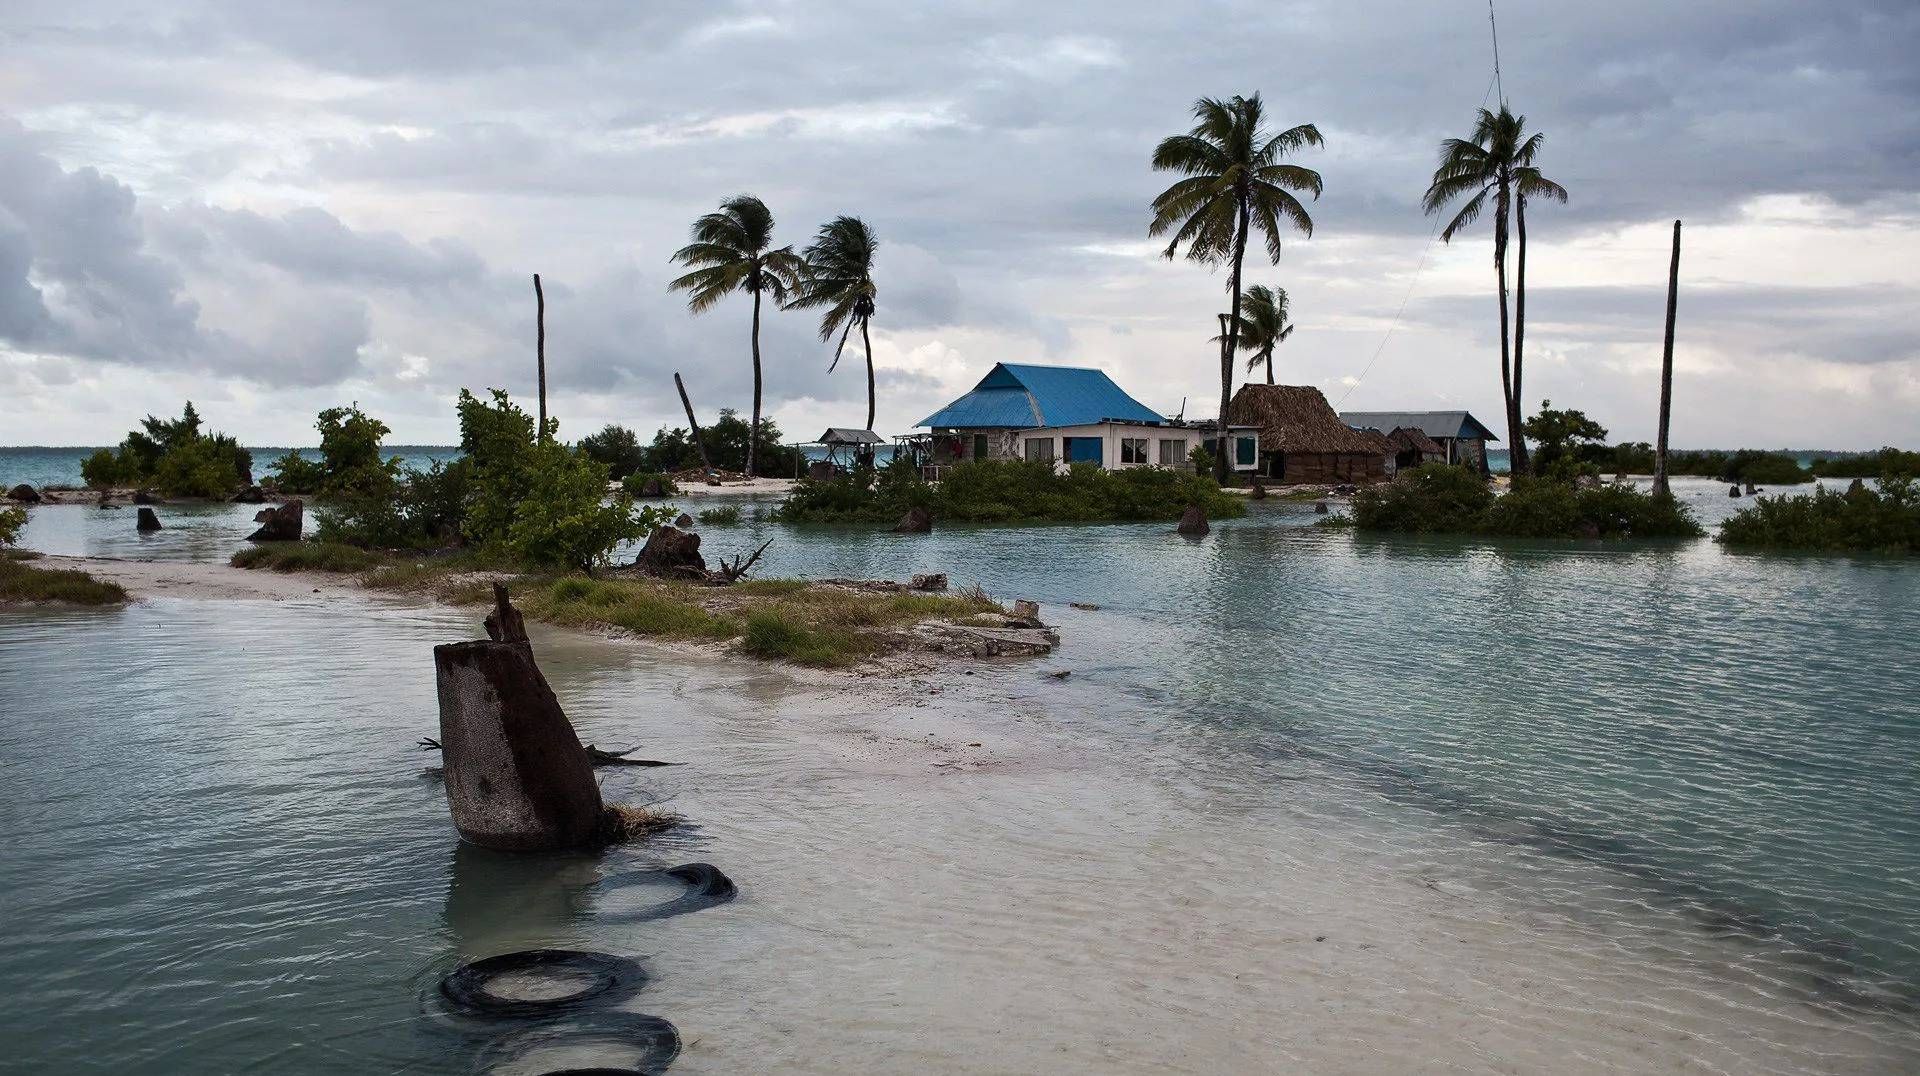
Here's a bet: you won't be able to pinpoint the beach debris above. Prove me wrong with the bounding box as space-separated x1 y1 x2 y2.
1047 669 1072 679
634 525 706 576
910 572 948 591
5 483 39 503
132 488 162 505
471 1012 681 1075
1314 501 1330 514
917 618 1059 658
585 744 681 767
673 511 695 528
419 736 441 750
1744 482 1759 495
1010 599 1044 627
1250 481 1267 500
441 949 647 1017
246 499 303 541
893 506 933 533
710 538 772 584
591 862 737 923
673 371 719 481
432 585 605 851
136 507 163 532
231 484 266 504
1177 504 1209 536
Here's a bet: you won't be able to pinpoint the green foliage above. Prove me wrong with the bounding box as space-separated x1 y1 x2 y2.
740 610 846 666
1522 400 1608 477
578 424 646 480
314 459 471 551
0 505 24 546
0 558 127 604
230 542 385 573
697 505 743 526
267 451 328 494
1350 464 1702 539
622 471 680 497
1719 476 1920 554
1810 448 1920 479
774 458 1245 525
81 402 252 496
1188 443 1215 476
636 410 799 476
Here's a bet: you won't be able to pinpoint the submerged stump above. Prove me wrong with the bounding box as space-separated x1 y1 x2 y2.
1177 505 1209 536
247 499 303 541
433 586 604 851
136 507 163 531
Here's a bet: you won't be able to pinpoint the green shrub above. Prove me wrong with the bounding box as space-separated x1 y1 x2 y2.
0 505 24 546
635 410 800 477
1719 476 1920 553
267 451 328 494
697 505 742 526
740 609 848 666
1351 465 1702 539
1810 448 1920 479
1351 464 1496 533
1719 449 1809 485
81 402 252 496
774 457 1243 525
579 425 646 480
622 471 679 497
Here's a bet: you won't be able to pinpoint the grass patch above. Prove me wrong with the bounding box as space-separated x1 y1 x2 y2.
230 541 385 573
697 504 742 526
0 558 128 605
598 803 682 843
740 609 855 665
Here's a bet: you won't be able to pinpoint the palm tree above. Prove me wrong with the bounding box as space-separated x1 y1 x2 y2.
788 216 880 431
668 194 805 477
1511 162 1567 472
1421 104 1551 473
1222 284 1294 385
1150 93 1322 481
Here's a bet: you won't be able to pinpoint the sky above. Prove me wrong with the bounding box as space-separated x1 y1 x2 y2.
2 0 1917 450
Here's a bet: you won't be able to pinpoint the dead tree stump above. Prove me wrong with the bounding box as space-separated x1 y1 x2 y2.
634 525 705 577
247 499 303 541
433 587 604 851
136 507 163 531
1177 505 1209 536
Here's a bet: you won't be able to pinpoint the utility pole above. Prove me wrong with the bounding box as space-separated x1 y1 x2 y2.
533 274 548 442
1653 220 1681 496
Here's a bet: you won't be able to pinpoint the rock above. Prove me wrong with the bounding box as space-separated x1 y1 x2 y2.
673 512 695 528
1250 482 1267 500
634 525 705 577
1314 502 1329 515
5 483 39 503
231 484 267 504
132 489 162 505
1177 505 1208 536
1743 482 1758 495
1069 601 1100 611
916 622 1059 659
1010 598 1042 622
1334 484 1357 495
910 572 948 591
136 507 163 532
247 499 304 541
1047 669 1072 679
893 506 933 534
1729 485 1742 498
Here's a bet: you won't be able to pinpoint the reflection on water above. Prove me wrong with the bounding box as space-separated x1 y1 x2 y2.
3 481 1920 1071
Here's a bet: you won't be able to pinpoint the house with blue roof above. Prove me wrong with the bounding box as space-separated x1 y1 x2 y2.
913 362 1260 475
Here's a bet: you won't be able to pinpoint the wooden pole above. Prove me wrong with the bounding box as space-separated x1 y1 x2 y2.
533 274 548 443
674 372 716 477
1653 220 1680 496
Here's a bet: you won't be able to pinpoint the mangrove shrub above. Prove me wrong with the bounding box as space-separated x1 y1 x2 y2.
1719 476 1919 554
81 402 253 497
775 458 1244 525
1351 464 1702 539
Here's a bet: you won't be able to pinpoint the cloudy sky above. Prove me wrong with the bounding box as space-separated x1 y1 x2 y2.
2 0 1916 450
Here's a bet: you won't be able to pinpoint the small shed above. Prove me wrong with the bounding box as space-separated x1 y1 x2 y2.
1385 426 1445 473
803 427 883 478
1339 410 1499 472
1228 384 1392 484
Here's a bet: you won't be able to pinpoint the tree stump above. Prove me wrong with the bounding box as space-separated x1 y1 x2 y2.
136 507 163 532
634 526 705 577
1177 505 1209 536
247 499 303 541
893 506 932 534
434 587 604 851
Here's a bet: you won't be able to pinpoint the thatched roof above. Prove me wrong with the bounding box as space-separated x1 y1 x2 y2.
1386 426 1443 455
1228 384 1393 455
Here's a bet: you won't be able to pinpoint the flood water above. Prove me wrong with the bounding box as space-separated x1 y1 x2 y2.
3 480 1919 1073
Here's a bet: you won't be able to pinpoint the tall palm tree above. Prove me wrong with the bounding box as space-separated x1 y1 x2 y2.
788 216 880 431
1150 93 1323 481
1221 284 1294 385
1422 104 1551 473
1511 162 1567 472
668 194 805 477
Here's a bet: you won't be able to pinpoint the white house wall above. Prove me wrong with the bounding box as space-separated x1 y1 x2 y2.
1015 423 1258 472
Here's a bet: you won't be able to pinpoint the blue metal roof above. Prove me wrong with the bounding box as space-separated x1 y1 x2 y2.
917 363 1164 429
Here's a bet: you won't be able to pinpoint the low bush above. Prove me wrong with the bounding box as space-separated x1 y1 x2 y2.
1719 476 1919 553
697 505 742 526
0 505 24 547
1810 447 1920 479
774 458 1243 525
1350 464 1703 539
81 402 252 497
623 471 679 497
229 542 385 573
578 424 646 480
0 558 127 604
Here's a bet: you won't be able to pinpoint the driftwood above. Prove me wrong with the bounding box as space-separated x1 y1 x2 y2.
710 539 772 584
534 273 548 442
433 586 603 851
586 744 682 767
674 372 718 481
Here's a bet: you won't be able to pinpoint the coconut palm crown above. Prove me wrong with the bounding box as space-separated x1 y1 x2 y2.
1150 93 1322 479
1225 284 1294 385
788 216 881 431
668 194 805 477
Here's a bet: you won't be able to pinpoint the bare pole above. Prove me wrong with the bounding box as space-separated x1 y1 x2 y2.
1653 219 1681 496
533 274 548 442
674 372 716 477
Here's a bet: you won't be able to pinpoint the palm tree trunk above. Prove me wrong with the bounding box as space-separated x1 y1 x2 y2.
1219 196 1250 484
748 286 763 478
861 317 875 432
1264 349 1274 385
1654 220 1681 496
1494 192 1516 480
1512 195 1531 475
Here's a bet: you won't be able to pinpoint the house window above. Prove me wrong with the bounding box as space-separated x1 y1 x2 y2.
1121 438 1149 465
1158 438 1187 466
1234 435 1257 467
1024 438 1055 462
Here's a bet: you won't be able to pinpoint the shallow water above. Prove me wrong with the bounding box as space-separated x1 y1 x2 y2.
3 484 1919 1072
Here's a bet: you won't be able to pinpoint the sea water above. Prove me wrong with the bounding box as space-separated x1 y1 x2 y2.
2 487 1917 1072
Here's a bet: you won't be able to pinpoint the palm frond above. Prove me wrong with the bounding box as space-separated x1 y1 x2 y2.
1438 185 1492 242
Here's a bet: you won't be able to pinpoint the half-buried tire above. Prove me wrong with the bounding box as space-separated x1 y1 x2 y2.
440 949 646 1018
472 1012 680 1075
594 862 737 923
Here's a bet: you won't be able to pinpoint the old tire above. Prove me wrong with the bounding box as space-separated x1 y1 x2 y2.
440 949 646 1018
594 862 737 923
472 1012 680 1075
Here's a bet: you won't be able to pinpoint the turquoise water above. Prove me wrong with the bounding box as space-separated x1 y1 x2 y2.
3 486 1919 1070
0 446 461 489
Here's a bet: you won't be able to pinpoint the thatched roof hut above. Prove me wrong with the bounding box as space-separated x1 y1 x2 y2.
1228 384 1392 484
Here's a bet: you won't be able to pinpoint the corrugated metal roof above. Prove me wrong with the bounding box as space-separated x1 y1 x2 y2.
916 363 1164 429
1339 410 1500 442
817 427 883 444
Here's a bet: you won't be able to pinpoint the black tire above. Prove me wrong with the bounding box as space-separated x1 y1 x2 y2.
440 949 646 1018
472 1012 680 1075
594 862 737 923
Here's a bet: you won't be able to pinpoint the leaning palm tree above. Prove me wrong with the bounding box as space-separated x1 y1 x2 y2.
1150 93 1322 481
668 194 805 477
1226 284 1294 385
788 216 881 431
1511 162 1567 472
1422 104 1551 473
